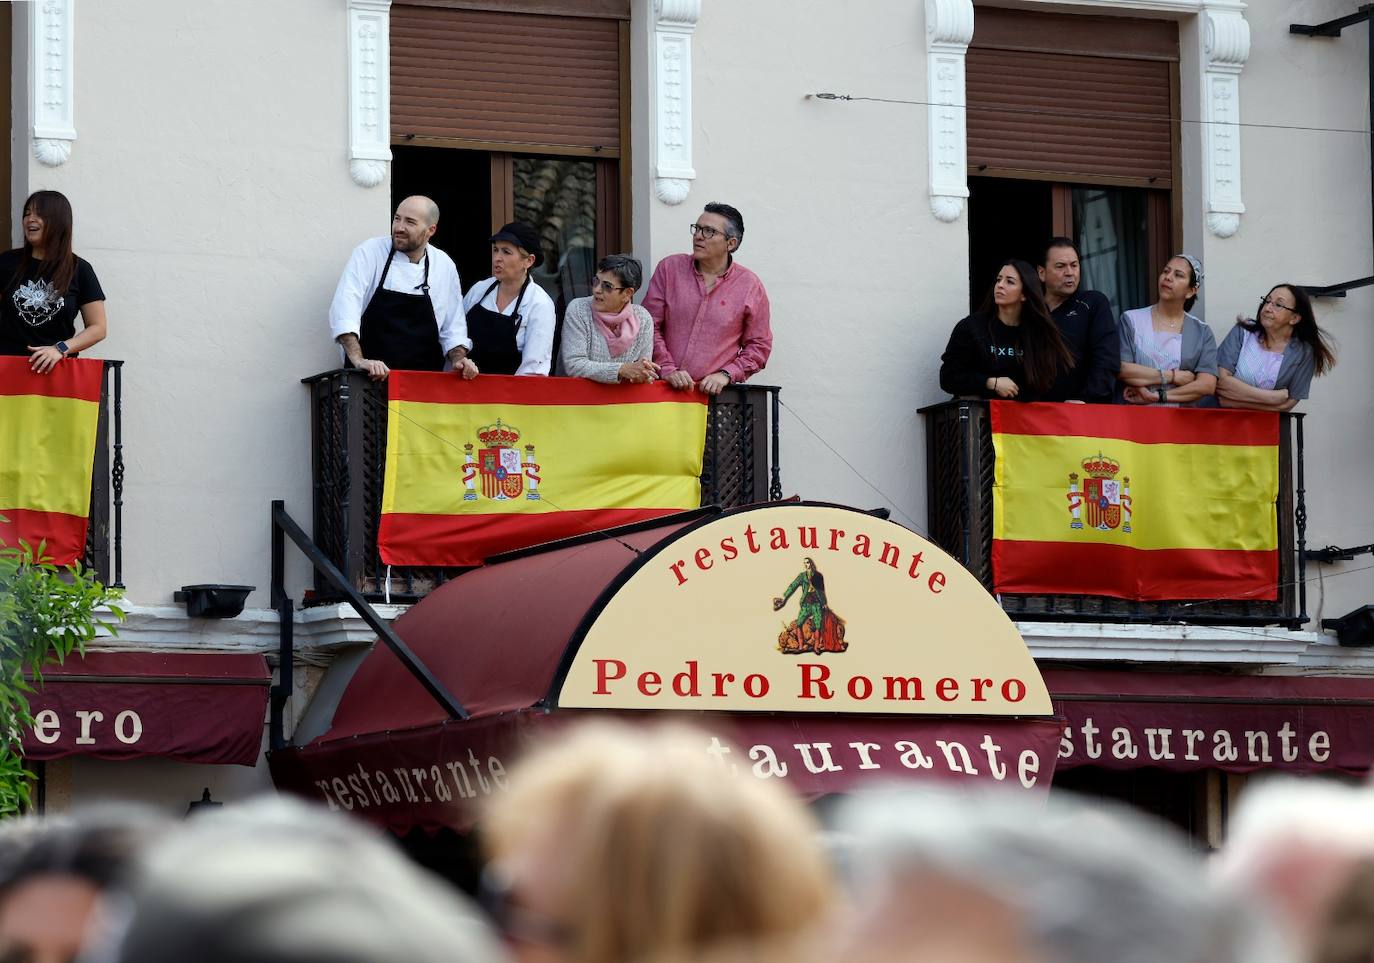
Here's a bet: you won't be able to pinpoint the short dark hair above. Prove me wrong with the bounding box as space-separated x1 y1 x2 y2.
1042 236 1081 266
596 253 642 291
703 202 744 249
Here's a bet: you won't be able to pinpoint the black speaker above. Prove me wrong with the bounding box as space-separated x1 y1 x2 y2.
1322 605 1374 647
174 584 255 619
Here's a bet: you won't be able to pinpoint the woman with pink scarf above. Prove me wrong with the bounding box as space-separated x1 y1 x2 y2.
558 254 658 384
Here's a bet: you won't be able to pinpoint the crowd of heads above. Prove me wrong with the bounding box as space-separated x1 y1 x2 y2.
3 720 1373 963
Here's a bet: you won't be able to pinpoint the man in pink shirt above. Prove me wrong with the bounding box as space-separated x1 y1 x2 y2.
643 202 773 396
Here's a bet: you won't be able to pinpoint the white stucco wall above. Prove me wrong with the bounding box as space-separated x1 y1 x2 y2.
21 0 390 610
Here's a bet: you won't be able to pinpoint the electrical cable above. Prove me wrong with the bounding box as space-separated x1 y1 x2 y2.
808 92 1374 137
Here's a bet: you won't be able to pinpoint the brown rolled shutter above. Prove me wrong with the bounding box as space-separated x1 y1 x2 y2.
966 7 1178 186
391 3 623 155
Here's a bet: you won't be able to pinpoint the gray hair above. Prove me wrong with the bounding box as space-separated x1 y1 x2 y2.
832 789 1291 963
703 202 744 249
597 253 642 291
1214 778 1374 961
0 806 164 897
95 796 502 963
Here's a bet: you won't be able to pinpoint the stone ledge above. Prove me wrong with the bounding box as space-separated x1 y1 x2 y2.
88 608 1367 675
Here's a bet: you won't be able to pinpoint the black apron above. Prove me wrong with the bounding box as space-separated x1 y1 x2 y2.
356 246 444 372
465 276 531 376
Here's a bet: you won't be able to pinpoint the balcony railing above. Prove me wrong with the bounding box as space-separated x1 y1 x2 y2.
920 400 1306 629
81 360 124 588
304 369 782 603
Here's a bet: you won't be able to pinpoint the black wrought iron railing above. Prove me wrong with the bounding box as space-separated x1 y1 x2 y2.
81 360 124 588
920 400 1306 629
303 369 782 603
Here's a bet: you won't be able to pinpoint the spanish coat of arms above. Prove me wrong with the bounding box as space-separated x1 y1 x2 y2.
1066 452 1133 533
462 420 542 501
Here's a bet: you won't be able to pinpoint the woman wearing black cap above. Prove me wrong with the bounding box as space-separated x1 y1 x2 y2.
460 221 556 376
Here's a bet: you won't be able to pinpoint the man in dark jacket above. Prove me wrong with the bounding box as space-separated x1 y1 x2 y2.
1039 237 1119 403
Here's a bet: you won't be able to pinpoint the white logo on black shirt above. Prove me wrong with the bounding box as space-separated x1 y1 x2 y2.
13 278 64 327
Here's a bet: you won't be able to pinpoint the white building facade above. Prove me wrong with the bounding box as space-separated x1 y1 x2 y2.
10 0 1373 833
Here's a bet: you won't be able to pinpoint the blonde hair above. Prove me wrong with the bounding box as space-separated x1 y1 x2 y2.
483 720 834 963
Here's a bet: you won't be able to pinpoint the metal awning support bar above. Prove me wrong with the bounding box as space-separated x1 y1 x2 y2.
1298 276 1374 299
1290 5 1373 299
1290 5 1374 37
269 500 467 750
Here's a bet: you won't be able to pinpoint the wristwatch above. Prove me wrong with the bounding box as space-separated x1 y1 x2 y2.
55 341 70 356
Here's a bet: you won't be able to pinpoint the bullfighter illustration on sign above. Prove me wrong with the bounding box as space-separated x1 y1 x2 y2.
774 557 849 655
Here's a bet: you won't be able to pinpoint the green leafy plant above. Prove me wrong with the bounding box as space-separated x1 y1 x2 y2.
0 530 124 817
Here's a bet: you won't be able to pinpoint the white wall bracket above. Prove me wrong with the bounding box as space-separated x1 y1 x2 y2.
924 0 974 222
1200 2 1249 237
31 0 75 167
653 0 701 205
348 0 392 188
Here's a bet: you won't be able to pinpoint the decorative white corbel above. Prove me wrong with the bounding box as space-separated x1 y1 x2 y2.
31 0 75 167
653 0 701 205
924 0 974 222
348 0 391 188
1201 3 1249 237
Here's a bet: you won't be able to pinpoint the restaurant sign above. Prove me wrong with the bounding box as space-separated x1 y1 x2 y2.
557 504 1051 715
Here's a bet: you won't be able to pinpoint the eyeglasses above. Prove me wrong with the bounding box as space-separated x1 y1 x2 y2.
589 277 628 294
1260 296 1298 314
689 223 731 240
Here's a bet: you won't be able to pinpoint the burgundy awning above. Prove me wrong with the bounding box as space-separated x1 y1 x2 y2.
1047 669 1374 776
22 652 270 766
271 508 1064 835
270 709 1064 835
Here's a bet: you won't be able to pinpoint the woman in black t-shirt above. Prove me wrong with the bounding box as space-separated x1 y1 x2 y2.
939 259 1074 402
0 190 107 373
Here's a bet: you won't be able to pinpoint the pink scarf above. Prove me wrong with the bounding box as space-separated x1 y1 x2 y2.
593 303 640 357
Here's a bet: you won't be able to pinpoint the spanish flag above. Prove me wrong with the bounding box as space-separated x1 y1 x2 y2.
991 402 1279 602
379 374 708 567
0 357 103 566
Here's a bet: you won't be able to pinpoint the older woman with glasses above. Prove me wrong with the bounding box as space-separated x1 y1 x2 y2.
1216 284 1336 411
557 254 657 384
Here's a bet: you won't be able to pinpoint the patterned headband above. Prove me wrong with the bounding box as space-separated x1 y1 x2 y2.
1173 253 1204 285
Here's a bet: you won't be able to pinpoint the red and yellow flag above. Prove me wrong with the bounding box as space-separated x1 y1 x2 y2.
379 374 708 566
990 402 1279 602
0 356 103 566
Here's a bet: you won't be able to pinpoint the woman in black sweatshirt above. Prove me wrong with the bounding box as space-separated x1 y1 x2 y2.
939 259 1074 402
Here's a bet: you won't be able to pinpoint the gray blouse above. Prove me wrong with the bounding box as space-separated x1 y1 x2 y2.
1119 307 1219 376
557 296 655 383
1216 322 1316 401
